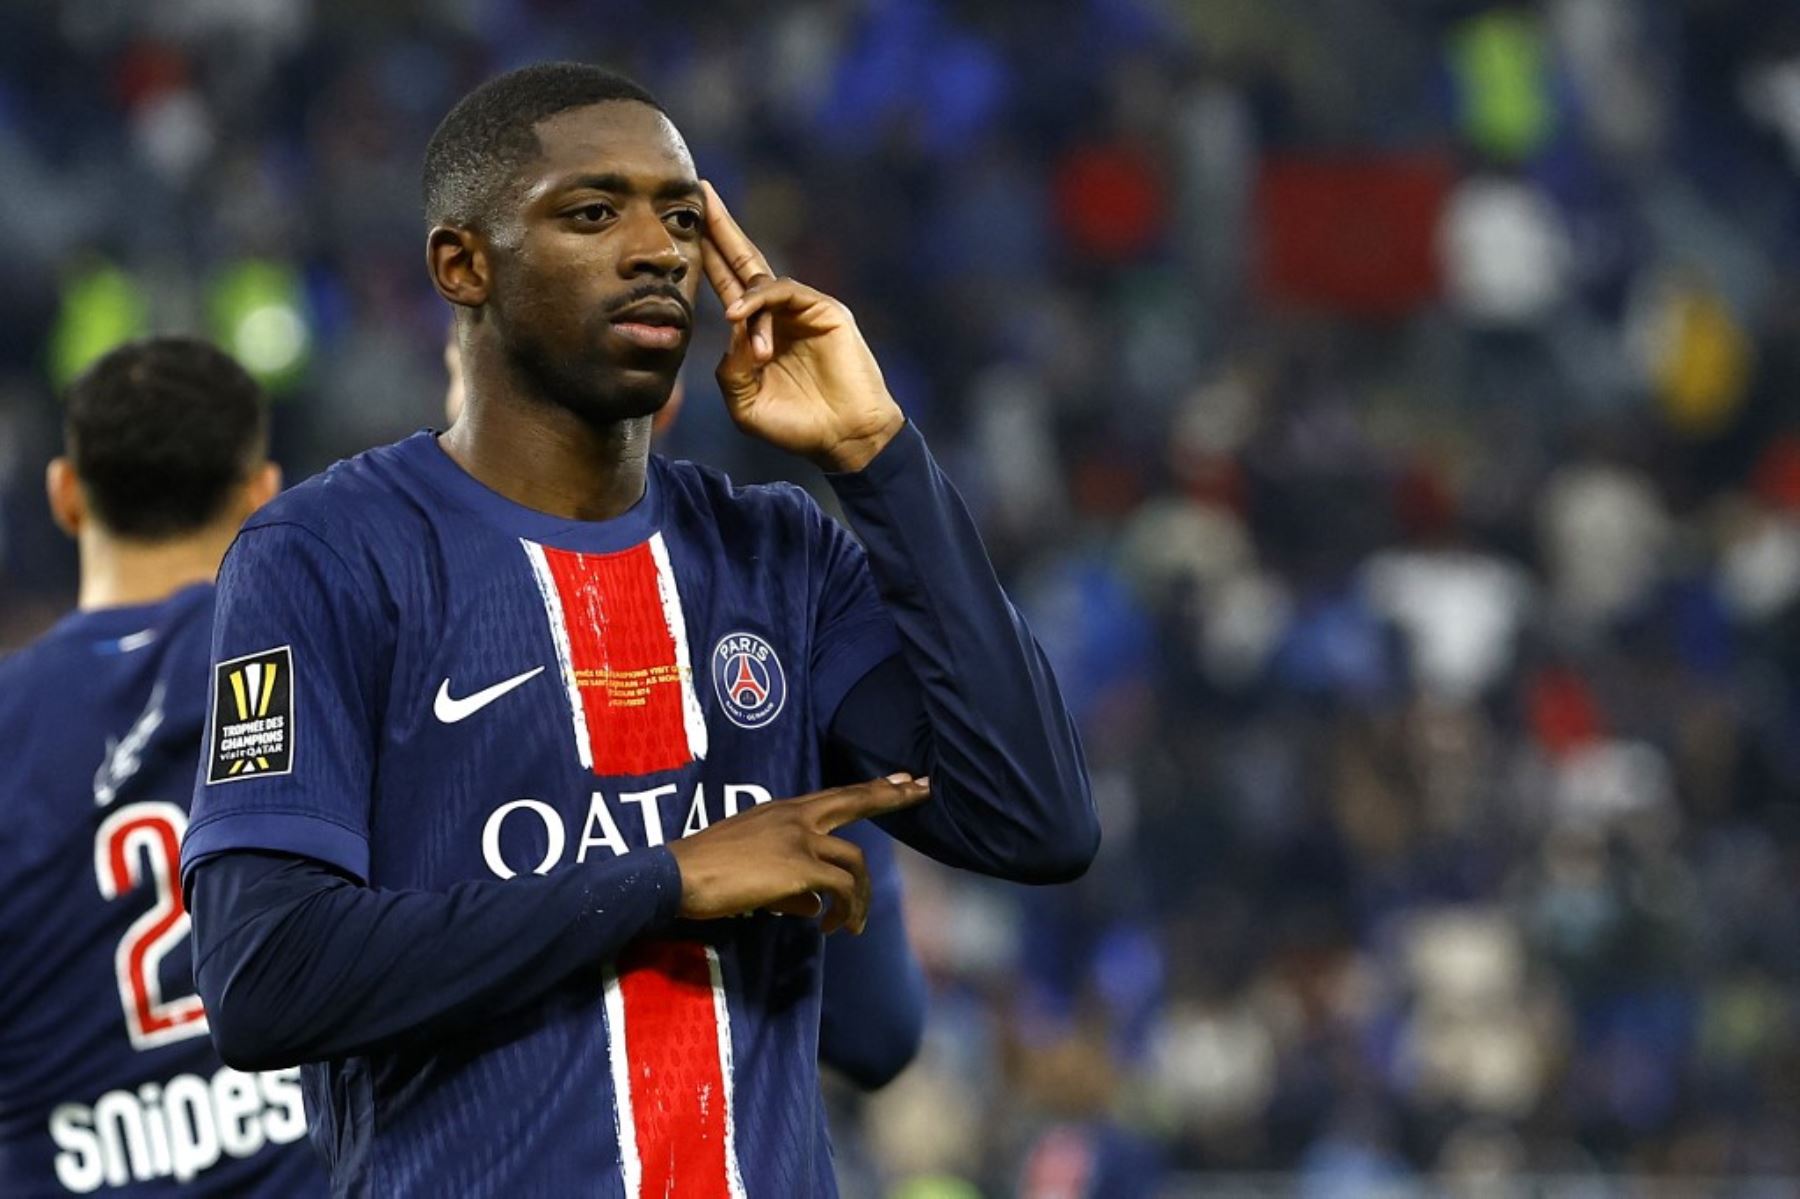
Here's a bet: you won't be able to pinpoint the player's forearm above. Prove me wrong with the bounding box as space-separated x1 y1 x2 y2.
818 924 925 1088
825 422 1097 882
816 822 925 1089
187 848 681 1070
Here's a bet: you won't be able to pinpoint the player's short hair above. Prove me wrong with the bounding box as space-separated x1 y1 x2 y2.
63 336 269 541
423 62 665 230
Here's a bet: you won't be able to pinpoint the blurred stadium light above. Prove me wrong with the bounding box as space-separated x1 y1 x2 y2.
49 261 149 387
207 259 311 390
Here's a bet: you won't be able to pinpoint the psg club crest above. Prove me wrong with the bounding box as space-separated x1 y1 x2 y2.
711 631 787 729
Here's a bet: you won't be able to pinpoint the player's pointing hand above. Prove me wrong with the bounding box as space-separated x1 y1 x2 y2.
665 774 930 935
700 181 906 473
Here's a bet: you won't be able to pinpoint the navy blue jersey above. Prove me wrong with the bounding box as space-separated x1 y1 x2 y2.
0 587 322 1196
183 432 906 1196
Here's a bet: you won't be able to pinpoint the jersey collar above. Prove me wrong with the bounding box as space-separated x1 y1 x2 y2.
47 581 214 650
400 430 664 553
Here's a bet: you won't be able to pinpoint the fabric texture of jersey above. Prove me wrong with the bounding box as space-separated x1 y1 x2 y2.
0 586 322 1197
183 432 906 1198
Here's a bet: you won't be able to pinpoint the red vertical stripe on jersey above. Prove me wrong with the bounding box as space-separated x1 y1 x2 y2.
540 542 695 777
537 540 735 1193
619 941 731 1199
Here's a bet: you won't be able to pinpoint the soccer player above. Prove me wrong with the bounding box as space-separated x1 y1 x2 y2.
182 63 1096 1197
0 338 322 1196
447 331 927 1090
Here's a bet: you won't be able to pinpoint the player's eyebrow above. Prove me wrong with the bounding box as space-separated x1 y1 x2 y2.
553 173 701 202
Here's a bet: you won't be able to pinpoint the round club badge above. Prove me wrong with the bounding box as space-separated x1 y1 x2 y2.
711 631 787 729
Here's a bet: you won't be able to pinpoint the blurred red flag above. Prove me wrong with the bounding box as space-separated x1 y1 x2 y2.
1255 153 1454 318
1052 141 1168 264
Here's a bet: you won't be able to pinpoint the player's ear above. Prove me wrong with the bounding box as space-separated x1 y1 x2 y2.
45 457 84 538
427 225 491 309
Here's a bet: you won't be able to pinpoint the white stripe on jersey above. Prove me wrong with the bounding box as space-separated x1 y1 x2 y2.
519 539 594 770
649 531 709 764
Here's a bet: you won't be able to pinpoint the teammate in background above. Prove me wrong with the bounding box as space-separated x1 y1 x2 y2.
0 338 322 1196
447 332 928 1089
182 63 1095 1196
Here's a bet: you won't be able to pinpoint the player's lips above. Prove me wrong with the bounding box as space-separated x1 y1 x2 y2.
608 297 690 351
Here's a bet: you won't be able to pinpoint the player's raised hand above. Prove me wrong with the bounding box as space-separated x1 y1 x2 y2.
665 774 930 934
700 181 906 473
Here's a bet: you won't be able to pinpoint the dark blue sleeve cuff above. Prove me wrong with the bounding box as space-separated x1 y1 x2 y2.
181 810 370 885
633 846 687 929
823 420 929 498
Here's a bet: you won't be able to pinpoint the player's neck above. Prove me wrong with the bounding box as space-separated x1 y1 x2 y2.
440 391 653 524
77 526 231 611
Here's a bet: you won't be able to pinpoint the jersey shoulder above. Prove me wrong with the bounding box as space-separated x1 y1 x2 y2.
243 434 434 552
657 455 830 552
0 629 69 713
233 436 449 622
0 589 215 835
0 587 213 714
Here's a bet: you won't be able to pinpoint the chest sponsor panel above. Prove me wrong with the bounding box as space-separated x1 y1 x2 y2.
471 777 772 1197
395 533 811 879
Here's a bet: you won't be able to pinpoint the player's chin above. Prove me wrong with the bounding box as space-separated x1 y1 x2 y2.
584 362 680 421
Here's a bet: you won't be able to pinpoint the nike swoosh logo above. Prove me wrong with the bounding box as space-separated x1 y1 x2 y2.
433 667 546 723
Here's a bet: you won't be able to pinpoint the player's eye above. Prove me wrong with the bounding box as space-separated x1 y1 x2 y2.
666 208 701 233
569 202 616 224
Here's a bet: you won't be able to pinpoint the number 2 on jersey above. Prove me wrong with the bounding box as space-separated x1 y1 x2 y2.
94 802 209 1050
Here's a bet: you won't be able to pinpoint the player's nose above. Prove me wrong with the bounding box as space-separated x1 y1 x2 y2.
618 212 687 282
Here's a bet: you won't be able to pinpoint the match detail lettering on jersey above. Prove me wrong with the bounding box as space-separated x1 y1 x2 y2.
205 646 293 783
521 534 708 776
605 941 746 1199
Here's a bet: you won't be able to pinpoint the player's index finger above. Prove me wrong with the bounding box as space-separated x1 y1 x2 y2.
700 238 745 305
809 774 931 832
700 180 773 284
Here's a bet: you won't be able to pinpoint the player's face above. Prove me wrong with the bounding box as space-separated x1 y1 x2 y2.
490 101 703 424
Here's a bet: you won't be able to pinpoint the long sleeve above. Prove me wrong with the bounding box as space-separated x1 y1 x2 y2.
187 847 682 1070
820 421 1097 883
816 820 926 1089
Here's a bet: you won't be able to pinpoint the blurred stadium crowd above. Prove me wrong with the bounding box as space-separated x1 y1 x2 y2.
4 0 1800 1194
